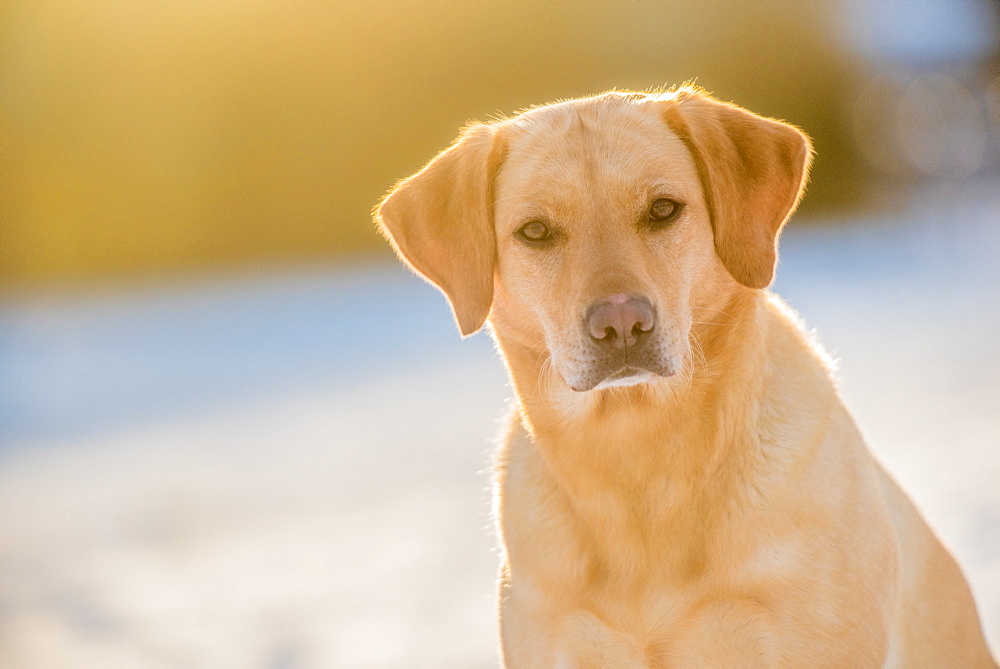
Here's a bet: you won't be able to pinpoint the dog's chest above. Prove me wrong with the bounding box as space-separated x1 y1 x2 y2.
501 507 890 667
497 417 893 666
510 585 782 668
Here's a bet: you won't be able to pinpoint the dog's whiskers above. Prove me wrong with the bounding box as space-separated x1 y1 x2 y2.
691 305 735 320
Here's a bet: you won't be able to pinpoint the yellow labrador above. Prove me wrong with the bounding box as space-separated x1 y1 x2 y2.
376 87 996 667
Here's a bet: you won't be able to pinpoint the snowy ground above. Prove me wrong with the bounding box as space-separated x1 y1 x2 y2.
1 180 998 667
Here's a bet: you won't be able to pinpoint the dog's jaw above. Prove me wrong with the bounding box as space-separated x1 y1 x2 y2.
550 330 687 393
591 366 673 391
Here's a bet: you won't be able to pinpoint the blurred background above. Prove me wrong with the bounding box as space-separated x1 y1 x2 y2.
1 0 998 666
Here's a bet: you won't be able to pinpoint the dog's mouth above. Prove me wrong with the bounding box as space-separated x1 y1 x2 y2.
566 359 677 392
592 366 662 390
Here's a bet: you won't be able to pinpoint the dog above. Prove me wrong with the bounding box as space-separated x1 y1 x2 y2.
376 86 996 667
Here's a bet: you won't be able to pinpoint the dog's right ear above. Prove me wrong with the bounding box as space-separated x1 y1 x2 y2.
661 90 812 289
376 123 505 337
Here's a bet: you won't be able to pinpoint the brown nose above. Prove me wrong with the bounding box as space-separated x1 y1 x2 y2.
586 294 655 349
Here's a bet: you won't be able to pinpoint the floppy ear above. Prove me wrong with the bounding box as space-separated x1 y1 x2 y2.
376 123 505 336
663 91 812 289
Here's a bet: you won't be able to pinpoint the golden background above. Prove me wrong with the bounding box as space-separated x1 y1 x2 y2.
2 1 865 291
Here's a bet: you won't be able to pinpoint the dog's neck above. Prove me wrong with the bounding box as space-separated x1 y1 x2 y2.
492 288 835 564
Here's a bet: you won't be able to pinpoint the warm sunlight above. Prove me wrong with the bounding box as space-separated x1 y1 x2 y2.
2 1 997 666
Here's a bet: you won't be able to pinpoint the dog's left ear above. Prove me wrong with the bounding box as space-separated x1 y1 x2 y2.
376 123 505 336
662 91 813 289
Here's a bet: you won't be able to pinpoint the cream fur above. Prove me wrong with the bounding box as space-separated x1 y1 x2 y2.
377 88 996 667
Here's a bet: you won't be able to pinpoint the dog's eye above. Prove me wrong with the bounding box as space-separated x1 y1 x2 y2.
647 198 683 227
517 221 552 243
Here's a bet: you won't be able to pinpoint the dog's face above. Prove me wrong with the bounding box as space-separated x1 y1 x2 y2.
377 89 811 393
490 99 719 391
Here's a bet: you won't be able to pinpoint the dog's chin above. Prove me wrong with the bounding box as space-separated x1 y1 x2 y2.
592 367 661 391
566 364 676 393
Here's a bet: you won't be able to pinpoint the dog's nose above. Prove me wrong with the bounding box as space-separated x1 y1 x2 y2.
586 294 654 349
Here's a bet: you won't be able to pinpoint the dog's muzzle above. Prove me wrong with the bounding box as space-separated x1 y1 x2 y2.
566 294 676 391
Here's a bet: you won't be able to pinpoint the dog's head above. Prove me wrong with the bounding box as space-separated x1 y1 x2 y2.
377 88 811 392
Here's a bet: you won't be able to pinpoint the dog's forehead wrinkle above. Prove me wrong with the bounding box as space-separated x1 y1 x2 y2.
511 99 663 154
498 169 685 233
498 131 698 225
